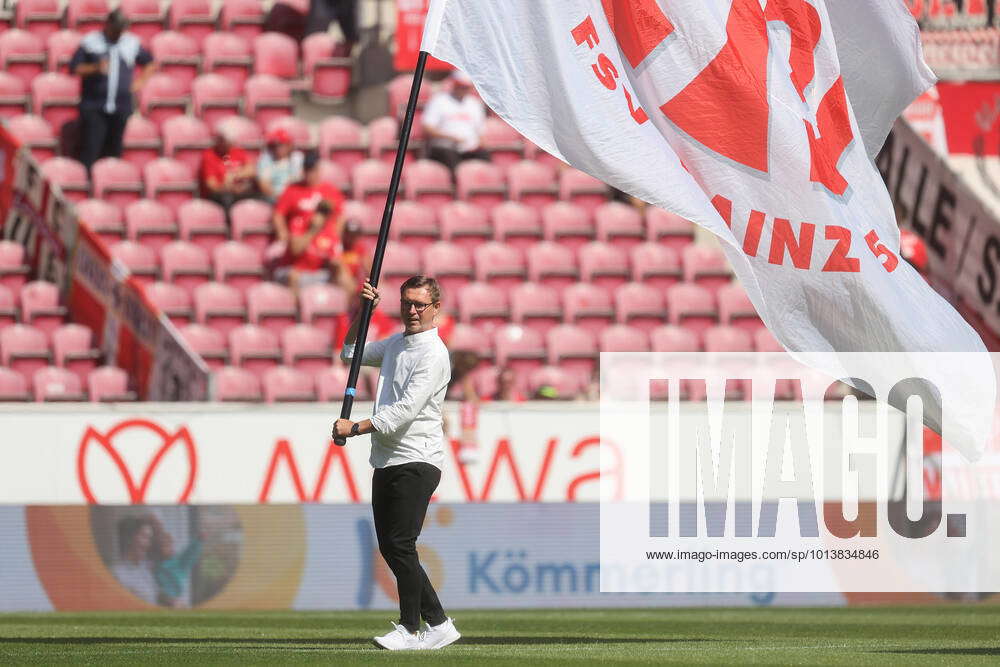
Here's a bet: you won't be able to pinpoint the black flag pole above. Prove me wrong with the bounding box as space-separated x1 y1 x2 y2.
333 51 430 446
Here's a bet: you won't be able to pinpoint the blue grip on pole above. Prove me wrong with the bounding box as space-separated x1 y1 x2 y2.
345 387 356 397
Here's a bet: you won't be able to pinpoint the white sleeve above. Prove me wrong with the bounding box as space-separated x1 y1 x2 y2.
369 353 449 434
340 334 393 368
422 94 446 131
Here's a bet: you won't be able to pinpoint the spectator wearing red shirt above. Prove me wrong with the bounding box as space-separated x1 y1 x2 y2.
334 218 370 294
200 128 256 214
272 151 346 292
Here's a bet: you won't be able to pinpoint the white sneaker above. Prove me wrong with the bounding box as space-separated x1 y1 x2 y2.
372 622 423 650
420 617 461 649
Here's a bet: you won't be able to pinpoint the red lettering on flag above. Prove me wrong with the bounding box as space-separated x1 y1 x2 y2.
600 0 675 68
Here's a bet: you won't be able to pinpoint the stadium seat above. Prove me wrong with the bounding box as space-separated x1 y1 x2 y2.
34 366 87 402
15 0 62 43
169 0 216 46
46 29 84 73
0 285 17 329
214 241 265 294
20 281 66 338
473 242 527 293
303 32 351 102
510 282 562 338
91 158 143 211
229 323 281 379
494 325 546 384
0 241 30 295
546 324 597 385
281 323 333 376
231 199 274 255
319 116 367 173
563 283 615 338
150 31 201 90
704 325 753 352
0 72 30 119
448 322 494 361
666 282 718 338
527 365 585 400
214 365 262 401
542 202 595 253
651 325 701 352
480 117 525 168
120 0 166 48
404 159 454 210
247 281 297 338
368 116 415 165
214 115 264 159
109 241 159 284
560 168 610 214
298 283 347 339
508 160 559 211
0 30 45 89
144 281 193 325
220 0 266 42
253 32 299 80
177 198 229 255
380 243 422 313
179 322 229 369
595 202 645 252
342 199 378 238
192 74 242 130
579 241 631 291
389 201 439 252
492 201 542 252
267 116 314 151
386 73 432 118
0 324 51 385
630 242 682 291
41 157 89 202
51 323 100 385
456 160 506 212
526 241 578 292
143 158 198 213
317 159 349 192
139 73 191 128
125 199 178 255
614 282 667 334
600 323 650 353
0 366 31 401
352 159 393 209
161 241 212 292
753 328 783 353
458 282 509 332
202 32 253 91
122 115 162 171
193 282 246 339
161 116 212 175
647 207 695 252
87 365 135 401
66 0 108 34
6 114 57 161
717 282 764 333
316 364 370 402
682 244 732 292
438 201 492 250
422 242 473 308
262 365 316 403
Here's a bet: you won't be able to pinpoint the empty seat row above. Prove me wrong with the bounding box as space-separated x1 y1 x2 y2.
0 321 105 386
214 363 369 403
0 363 134 401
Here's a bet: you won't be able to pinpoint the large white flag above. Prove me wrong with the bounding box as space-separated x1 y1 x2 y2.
422 0 994 459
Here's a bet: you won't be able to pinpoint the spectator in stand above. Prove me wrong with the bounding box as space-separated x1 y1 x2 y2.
493 366 526 402
71 10 156 170
423 70 488 172
306 0 359 53
449 349 481 464
334 218 370 293
257 128 304 203
200 127 257 213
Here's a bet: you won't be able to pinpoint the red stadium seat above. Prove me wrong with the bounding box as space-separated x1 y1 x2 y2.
253 31 299 79
214 241 264 293
492 201 541 252
202 32 252 91
0 324 51 385
457 282 508 332
630 242 682 291
510 282 562 338
352 159 393 209
595 202 645 252
245 74 294 129
180 322 229 369
0 366 31 401
298 283 347 338
120 0 166 49
303 32 351 102
125 199 178 255
473 242 527 293
317 159 349 192
560 168 610 214
666 282 718 338
161 115 212 175
494 325 546 382
717 282 764 333
404 159 454 210
0 285 18 329
267 116 314 151
563 283 615 338
579 241 630 291
704 325 753 352
20 281 66 338
0 241 30 295
214 115 264 159
177 198 229 255
110 241 159 284
144 280 193 325
526 241 578 292
0 30 45 89
6 114 57 161
281 323 333 376
247 281 297 338
42 157 89 202
169 0 216 47
0 72 30 119
143 158 198 213
422 242 472 308
456 160 506 212
386 73 432 119
380 243 422 313
647 207 695 252
527 365 585 400
541 202 594 253
342 199 378 238
546 324 597 385
192 74 242 130
15 0 62 43
438 201 491 250
122 115 162 171
682 244 732 292
508 161 559 211
220 0 266 42
139 74 191 128
92 157 143 211
150 31 201 90
231 199 274 255
34 366 87 401
66 0 108 34
753 328 784 352
651 325 700 352
214 365 262 401
600 323 650 352
480 117 525 168
46 29 84 73
193 282 246 339
389 202 438 252
319 116 367 172
448 323 494 362
87 365 135 401
368 115 415 165
614 282 666 334
229 323 281 379
162 241 212 292
316 364 369 402
52 323 100 385
263 365 316 402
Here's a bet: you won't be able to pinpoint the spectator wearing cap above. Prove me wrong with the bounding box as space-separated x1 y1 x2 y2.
200 127 257 213
257 128 304 203
71 10 157 170
423 70 489 172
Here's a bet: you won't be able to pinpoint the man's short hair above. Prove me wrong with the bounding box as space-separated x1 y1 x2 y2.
399 275 442 304
303 149 321 171
106 9 128 30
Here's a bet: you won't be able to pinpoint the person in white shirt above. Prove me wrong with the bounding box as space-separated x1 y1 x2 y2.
422 70 489 172
333 276 461 651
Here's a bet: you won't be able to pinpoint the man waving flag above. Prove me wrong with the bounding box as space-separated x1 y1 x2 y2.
421 0 994 459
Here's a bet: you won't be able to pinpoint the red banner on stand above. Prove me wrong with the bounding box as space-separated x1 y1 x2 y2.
394 0 452 71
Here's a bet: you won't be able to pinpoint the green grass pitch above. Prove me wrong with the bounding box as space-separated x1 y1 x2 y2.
0 606 998 665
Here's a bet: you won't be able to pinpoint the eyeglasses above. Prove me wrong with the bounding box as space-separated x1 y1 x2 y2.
400 300 437 313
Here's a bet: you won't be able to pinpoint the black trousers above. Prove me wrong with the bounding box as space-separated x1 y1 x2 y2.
306 0 359 44
79 108 128 170
372 462 446 633
427 146 491 173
